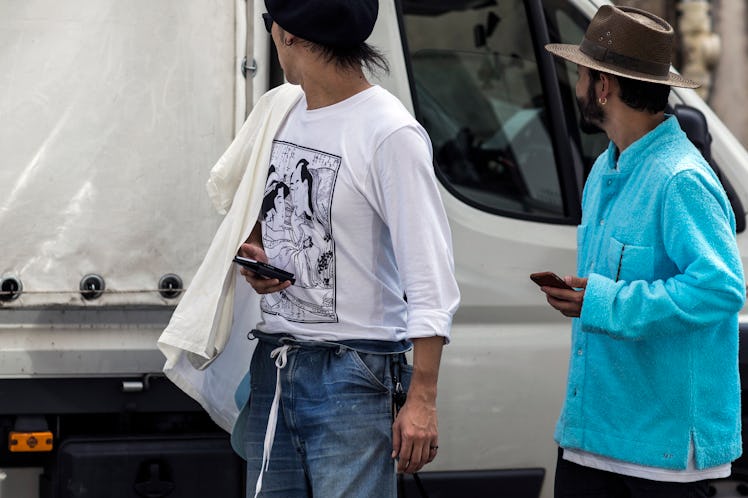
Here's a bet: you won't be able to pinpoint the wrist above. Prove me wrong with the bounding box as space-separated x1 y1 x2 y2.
407 376 438 403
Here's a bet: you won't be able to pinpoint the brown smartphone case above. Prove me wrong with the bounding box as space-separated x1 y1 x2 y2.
530 271 573 290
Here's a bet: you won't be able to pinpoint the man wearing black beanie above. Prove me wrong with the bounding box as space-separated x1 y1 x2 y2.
234 1 460 497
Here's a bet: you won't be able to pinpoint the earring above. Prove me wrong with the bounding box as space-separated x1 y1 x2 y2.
598 96 607 105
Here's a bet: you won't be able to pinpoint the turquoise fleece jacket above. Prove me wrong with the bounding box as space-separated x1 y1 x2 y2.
555 115 745 470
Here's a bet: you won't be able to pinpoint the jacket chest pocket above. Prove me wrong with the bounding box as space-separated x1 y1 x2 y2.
607 237 654 282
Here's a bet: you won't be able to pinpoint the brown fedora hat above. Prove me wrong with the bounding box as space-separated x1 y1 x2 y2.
545 5 699 89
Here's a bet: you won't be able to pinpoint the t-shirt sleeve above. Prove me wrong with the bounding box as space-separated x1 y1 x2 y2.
365 124 461 342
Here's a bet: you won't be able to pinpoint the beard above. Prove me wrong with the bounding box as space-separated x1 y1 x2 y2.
576 80 605 135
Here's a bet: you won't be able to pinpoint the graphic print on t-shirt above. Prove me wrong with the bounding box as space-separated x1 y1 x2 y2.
259 140 339 323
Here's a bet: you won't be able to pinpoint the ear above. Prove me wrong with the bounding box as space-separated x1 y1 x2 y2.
598 72 617 100
282 32 297 46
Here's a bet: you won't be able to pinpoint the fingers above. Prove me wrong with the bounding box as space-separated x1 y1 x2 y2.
407 444 427 473
236 243 291 293
391 420 402 461
566 276 588 289
540 285 578 300
394 440 437 473
395 440 432 473
538 280 585 318
546 294 582 318
426 442 438 464
391 415 438 473
238 243 267 262
238 266 292 294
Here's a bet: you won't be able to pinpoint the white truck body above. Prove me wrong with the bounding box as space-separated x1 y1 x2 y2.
1 0 747 496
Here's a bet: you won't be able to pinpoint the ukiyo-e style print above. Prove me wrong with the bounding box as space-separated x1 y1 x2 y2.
260 140 340 323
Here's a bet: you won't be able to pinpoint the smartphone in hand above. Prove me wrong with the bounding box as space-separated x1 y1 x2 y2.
530 271 573 290
233 256 296 284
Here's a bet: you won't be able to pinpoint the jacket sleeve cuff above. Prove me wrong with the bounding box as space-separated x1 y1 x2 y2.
580 272 617 335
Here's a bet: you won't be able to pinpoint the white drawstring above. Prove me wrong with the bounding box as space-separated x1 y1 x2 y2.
254 344 291 498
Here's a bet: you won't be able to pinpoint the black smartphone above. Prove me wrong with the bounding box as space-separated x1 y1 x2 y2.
530 271 573 290
233 256 296 284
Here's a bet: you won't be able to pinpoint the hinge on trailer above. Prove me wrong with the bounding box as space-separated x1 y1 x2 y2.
241 57 257 78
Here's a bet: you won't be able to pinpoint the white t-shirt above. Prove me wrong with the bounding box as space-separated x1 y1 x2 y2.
256 85 460 343
563 447 731 483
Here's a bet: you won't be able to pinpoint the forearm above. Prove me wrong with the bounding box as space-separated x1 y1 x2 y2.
408 336 444 401
581 269 745 339
392 335 444 473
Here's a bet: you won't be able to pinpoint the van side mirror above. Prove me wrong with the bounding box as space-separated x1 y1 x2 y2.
672 104 746 233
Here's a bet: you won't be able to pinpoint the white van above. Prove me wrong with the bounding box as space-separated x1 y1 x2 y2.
1 0 746 497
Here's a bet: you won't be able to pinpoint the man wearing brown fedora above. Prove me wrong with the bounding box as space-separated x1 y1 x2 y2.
539 5 745 497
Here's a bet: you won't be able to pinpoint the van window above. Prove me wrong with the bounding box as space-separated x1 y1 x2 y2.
543 0 610 178
402 0 565 219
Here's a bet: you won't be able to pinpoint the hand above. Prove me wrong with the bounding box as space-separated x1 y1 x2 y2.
237 243 292 294
540 276 587 318
391 396 439 473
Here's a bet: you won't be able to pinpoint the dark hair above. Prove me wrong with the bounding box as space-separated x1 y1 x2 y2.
293 159 315 217
301 40 389 75
589 69 670 114
260 181 290 219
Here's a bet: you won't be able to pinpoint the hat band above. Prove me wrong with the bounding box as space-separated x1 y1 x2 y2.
580 38 671 78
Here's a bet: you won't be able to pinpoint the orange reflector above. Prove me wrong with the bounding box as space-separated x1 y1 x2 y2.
8 431 53 452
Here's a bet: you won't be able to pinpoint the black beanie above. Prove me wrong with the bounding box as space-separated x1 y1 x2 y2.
264 0 379 47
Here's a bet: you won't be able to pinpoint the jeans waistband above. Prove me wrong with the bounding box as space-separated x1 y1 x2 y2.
250 329 412 355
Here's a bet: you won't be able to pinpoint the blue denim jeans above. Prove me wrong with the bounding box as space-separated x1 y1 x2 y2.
243 331 411 498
